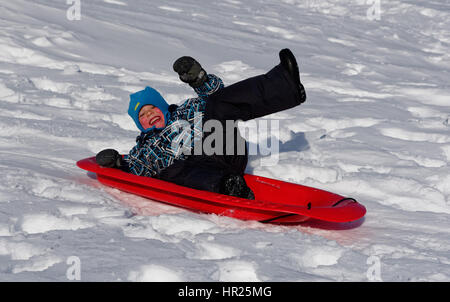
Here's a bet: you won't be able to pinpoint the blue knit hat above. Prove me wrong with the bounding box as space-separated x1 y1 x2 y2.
128 86 170 133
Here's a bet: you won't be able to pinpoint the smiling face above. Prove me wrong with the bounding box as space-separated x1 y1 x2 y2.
138 105 166 130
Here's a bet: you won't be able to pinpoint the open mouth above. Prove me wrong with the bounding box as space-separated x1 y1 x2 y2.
149 116 161 126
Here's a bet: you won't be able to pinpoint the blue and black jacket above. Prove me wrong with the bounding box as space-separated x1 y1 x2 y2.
123 74 226 177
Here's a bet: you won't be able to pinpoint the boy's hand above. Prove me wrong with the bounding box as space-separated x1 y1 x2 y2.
173 56 207 88
96 149 123 168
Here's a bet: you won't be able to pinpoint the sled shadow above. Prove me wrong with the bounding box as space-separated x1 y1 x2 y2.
278 217 366 230
279 131 310 153
87 171 97 180
246 131 309 174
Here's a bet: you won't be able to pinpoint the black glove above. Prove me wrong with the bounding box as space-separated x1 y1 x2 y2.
173 56 207 88
95 149 123 168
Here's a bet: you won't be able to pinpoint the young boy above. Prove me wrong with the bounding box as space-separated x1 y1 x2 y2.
96 49 306 199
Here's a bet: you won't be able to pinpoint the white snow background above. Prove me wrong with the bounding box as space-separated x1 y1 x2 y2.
0 0 449 282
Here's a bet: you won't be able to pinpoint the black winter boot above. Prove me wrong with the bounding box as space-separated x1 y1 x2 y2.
220 174 255 200
279 48 306 103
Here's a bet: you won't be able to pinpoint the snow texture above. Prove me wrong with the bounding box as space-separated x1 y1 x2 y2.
0 0 449 281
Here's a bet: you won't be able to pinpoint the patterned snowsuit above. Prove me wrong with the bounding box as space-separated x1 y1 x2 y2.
124 63 303 194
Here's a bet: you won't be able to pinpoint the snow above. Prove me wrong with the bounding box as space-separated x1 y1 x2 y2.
0 0 449 282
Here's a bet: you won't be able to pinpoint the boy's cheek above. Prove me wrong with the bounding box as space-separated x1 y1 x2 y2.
139 117 149 128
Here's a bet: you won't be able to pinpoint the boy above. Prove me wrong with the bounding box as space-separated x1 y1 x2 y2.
96 49 306 199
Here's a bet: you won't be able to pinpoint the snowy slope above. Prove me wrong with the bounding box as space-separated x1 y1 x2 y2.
0 0 449 281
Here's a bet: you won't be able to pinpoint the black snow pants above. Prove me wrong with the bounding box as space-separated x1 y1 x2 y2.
157 64 302 193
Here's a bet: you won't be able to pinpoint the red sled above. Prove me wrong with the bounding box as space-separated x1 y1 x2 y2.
77 157 366 224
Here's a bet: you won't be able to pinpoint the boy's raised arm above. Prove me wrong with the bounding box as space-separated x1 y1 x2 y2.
193 73 224 98
173 56 224 97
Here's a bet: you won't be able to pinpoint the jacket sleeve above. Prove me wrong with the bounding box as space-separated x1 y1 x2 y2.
173 74 225 121
193 74 224 98
123 134 164 177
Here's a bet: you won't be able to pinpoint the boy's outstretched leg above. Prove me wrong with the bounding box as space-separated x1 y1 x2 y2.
205 48 306 122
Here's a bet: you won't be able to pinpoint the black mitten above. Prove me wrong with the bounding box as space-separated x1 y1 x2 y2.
95 149 123 168
173 56 207 88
